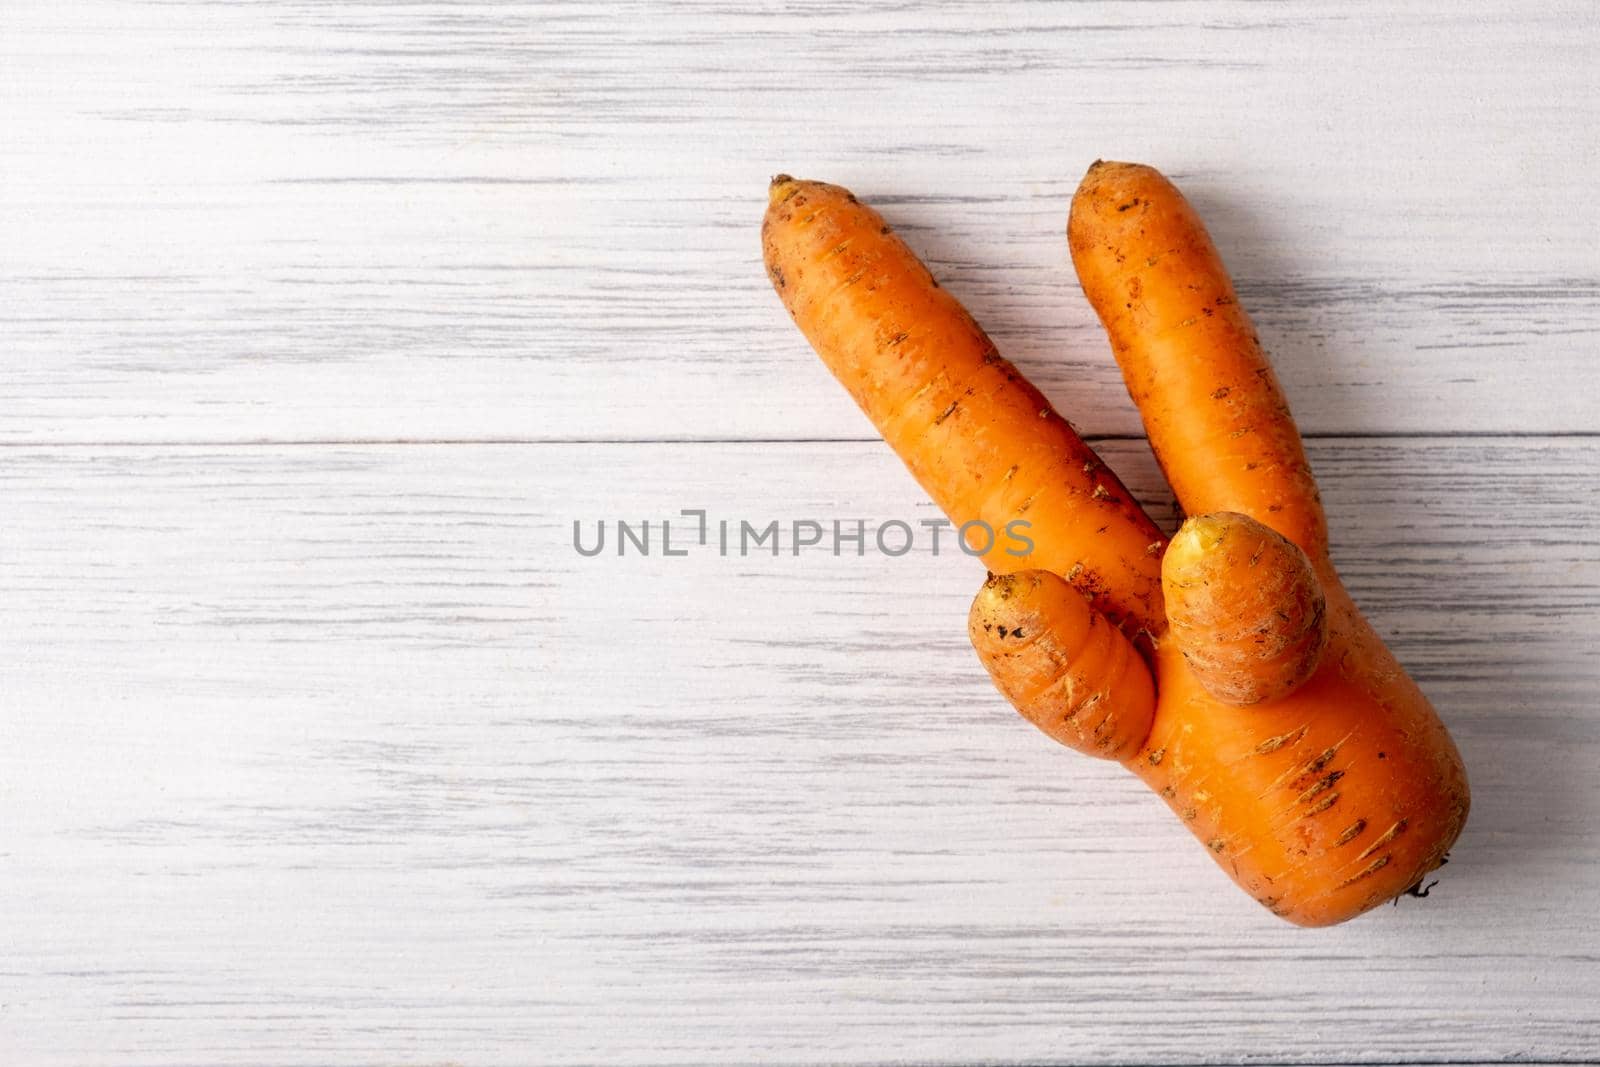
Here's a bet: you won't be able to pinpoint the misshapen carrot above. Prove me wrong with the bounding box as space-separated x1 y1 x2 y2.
764 169 1470 926
762 176 1165 637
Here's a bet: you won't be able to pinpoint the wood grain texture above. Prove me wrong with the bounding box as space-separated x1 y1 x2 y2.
5 1 1600 1062
3 0 1598 443
4 439 1598 1064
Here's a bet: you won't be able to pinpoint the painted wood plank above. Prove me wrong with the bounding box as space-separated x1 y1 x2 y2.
3 1 1597 443
3 438 1597 1064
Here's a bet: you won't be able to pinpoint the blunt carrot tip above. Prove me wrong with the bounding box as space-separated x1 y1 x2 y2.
769 174 797 201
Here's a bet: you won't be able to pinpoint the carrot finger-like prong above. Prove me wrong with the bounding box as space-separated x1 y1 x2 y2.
1162 511 1328 706
969 570 1156 760
1068 161 1327 558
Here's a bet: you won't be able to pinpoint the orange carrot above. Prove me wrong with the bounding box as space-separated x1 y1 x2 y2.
969 571 1155 760
762 176 1165 636
764 169 1470 926
1161 511 1327 706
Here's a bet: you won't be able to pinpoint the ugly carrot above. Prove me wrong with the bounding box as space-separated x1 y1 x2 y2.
765 169 1470 926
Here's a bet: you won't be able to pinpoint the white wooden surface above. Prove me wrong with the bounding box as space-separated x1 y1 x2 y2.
3 2 1599 1064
